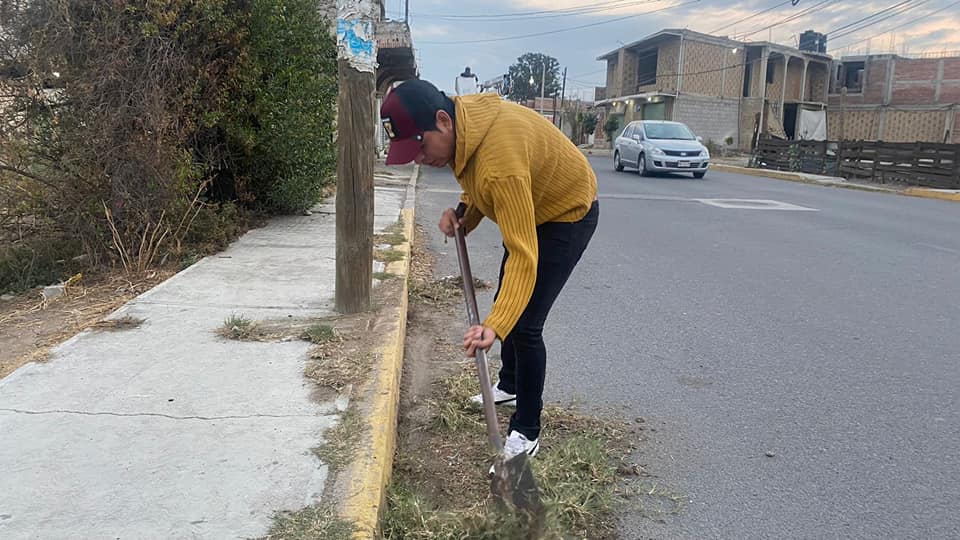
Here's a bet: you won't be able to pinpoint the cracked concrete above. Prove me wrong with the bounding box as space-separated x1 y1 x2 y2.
0 169 414 539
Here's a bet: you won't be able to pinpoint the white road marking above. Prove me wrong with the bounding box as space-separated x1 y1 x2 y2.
696 198 819 211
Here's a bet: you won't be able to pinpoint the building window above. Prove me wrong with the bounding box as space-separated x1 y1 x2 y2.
842 61 864 93
743 63 753 97
638 50 658 86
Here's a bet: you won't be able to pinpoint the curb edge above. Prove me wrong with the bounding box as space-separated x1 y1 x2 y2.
339 165 419 538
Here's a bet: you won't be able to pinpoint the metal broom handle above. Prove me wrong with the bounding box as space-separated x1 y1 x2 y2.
453 204 503 451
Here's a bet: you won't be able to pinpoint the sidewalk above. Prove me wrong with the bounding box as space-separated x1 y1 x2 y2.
0 163 417 538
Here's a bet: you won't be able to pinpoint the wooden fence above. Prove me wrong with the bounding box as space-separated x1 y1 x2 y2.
751 138 960 189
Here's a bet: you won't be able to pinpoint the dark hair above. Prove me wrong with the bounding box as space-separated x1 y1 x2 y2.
423 93 455 132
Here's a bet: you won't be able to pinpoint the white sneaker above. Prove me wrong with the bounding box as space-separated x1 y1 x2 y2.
469 381 516 408
490 430 540 476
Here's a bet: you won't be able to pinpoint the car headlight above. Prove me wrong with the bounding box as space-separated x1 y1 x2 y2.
650 146 666 157
702 149 711 159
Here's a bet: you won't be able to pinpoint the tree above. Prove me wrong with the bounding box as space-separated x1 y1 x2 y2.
580 112 599 141
506 52 560 103
603 115 621 148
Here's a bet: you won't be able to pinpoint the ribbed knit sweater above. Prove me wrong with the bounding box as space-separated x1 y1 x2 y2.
452 93 598 339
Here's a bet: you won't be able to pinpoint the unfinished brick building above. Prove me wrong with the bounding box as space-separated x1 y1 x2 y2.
828 54 960 144
595 29 832 151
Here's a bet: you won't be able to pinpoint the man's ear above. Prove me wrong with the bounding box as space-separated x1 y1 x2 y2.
436 110 453 132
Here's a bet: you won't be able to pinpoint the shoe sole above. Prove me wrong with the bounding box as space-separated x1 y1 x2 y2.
470 397 517 408
488 440 539 477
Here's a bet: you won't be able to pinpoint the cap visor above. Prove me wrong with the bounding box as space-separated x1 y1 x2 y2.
385 138 421 165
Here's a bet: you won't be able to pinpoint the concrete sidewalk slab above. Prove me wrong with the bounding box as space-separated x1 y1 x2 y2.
0 163 418 539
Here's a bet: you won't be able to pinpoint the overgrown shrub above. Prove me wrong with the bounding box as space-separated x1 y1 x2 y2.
0 0 337 292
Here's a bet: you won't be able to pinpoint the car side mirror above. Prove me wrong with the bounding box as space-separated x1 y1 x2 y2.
632 134 642 141
696 136 704 143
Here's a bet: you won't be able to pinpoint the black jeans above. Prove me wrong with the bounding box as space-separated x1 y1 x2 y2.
495 201 599 441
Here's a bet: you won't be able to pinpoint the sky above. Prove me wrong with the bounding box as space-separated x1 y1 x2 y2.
380 0 960 100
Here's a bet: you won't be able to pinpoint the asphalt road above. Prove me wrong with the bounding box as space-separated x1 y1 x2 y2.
414 157 960 539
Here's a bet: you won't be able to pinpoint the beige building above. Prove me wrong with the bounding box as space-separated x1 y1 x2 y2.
595 29 832 150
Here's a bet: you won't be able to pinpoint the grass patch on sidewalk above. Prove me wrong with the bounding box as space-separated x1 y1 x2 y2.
218 313 257 340
313 406 364 473
262 504 356 540
382 362 659 539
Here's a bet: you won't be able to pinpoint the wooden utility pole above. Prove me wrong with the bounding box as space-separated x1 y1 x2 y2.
557 67 567 130
335 0 377 314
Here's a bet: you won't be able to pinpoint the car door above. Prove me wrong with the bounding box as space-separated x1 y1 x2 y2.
620 124 638 165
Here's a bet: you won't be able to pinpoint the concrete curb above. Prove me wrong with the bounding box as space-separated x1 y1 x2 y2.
339 164 418 538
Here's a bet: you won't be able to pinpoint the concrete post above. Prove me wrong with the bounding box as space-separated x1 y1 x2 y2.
800 59 809 102
935 59 945 103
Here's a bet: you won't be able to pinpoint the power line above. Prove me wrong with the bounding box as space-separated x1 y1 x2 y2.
411 0 644 19
825 0 917 35
708 0 794 35
827 0 930 40
418 0 701 45
413 0 666 22
831 0 960 51
735 0 836 40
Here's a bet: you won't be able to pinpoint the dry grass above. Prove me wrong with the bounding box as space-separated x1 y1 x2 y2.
382 362 659 540
0 269 173 379
375 248 405 263
305 352 374 393
261 504 355 540
373 271 397 281
312 407 364 473
90 315 144 332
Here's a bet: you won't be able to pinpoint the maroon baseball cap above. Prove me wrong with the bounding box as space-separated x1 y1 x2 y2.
380 79 449 165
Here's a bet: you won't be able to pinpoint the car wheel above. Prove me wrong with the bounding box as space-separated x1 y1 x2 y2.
638 153 650 177
693 171 706 179
614 151 624 172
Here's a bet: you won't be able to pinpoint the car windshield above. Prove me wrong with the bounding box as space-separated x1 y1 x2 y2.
644 123 695 140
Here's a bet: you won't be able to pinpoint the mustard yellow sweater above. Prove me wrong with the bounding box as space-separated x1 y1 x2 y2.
452 94 597 339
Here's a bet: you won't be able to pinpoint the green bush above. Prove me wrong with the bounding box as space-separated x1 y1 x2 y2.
0 0 337 287
224 0 338 214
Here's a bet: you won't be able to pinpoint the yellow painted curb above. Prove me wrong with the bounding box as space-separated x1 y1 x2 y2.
903 187 960 202
710 163 816 183
339 169 418 539
714 163 960 203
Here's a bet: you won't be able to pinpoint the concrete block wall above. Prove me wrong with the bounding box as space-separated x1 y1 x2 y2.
786 58 804 101
674 95 739 146
739 98 763 150
826 108 950 143
885 110 949 142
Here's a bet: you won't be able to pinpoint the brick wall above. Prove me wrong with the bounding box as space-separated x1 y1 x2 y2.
807 63 828 102
884 110 948 142
606 57 620 97
656 41 680 93
621 49 639 96
680 40 742 97
739 97 763 150
827 110 879 140
785 58 804 101
674 95 739 146
955 111 960 144
863 58 889 103
767 58 786 126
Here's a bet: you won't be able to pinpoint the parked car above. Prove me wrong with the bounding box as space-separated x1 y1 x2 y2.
613 120 710 179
